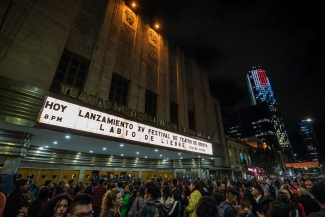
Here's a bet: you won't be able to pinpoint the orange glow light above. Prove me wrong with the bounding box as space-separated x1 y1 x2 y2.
132 3 136 7
155 24 159 29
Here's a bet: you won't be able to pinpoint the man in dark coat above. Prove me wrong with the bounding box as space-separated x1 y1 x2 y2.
3 179 29 217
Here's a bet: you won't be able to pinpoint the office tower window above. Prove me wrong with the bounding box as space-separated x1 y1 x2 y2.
109 74 129 105
145 90 157 117
188 110 195 130
51 52 89 92
170 101 178 125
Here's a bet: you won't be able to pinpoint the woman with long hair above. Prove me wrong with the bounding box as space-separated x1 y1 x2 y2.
196 196 218 217
185 180 202 217
37 194 73 217
128 186 145 217
161 185 170 204
100 188 123 217
28 187 50 217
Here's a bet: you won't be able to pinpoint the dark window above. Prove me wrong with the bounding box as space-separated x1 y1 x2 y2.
109 74 129 106
145 90 157 117
170 101 178 125
51 52 89 92
188 110 195 130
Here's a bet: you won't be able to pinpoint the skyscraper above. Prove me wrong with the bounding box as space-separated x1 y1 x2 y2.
300 120 320 162
246 66 291 150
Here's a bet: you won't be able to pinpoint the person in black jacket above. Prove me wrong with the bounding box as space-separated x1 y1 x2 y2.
297 187 320 216
28 187 50 217
2 179 29 217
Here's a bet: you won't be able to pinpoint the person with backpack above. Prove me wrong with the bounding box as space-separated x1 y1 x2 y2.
217 188 238 217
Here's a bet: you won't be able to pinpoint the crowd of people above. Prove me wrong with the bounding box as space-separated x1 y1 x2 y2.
1 175 325 217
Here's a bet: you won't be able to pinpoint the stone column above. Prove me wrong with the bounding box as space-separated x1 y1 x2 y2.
0 156 21 174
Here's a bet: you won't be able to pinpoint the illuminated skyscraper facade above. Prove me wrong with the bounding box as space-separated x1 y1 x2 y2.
246 67 291 150
300 121 320 161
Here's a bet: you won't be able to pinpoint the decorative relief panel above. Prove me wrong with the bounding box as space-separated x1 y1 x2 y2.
148 29 159 48
122 6 137 31
146 44 159 92
148 44 158 65
120 23 135 46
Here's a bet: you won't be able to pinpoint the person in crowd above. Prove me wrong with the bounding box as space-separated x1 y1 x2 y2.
73 182 83 196
297 187 320 216
252 186 264 211
0 176 6 217
43 180 53 188
217 188 238 217
195 196 218 217
171 179 178 191
168 189 183 217
305 179 314 193
212 189 224 207
276 192 300 217
93 179 107 217
144 181 161 204
161 185 170 204
126 187 138 216
100 188 122 217
242 183 251 196
66 193 93 217
64 184 73 196
238 198 257 217
84 181 93 195
118 181 125 197
138 202 159 217
2 179 29 217
28 187 50 217
55 181 66 195
163 190 175 212
308 183 325 217
182 183 190 208
186 180 202 217
37 193 73 217
68 180 75 194
128 186 145 217
206 180 213 196
121 185 131 217
260 200 290 217
274 181 282 195
243 190 258 215
261 180 269 196
281 188 293 201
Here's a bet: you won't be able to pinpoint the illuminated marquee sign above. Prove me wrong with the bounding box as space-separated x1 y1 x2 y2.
38 97 213 155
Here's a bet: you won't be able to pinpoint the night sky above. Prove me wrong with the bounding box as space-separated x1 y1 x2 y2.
129 0 325 159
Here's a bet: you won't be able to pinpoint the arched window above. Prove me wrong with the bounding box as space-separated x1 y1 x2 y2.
228 148 232 163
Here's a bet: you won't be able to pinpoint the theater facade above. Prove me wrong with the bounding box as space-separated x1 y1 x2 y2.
0 0 232 183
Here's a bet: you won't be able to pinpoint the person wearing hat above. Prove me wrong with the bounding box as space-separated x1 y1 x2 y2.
308 184 325 217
